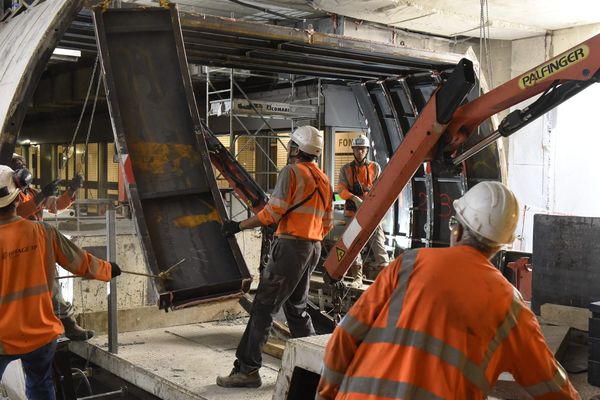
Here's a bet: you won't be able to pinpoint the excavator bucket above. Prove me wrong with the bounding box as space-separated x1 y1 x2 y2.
93 5 251 309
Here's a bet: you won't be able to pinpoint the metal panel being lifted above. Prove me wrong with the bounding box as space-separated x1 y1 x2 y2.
93 5 251 310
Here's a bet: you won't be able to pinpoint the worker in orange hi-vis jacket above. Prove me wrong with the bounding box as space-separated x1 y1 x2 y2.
10 153 93 341
337 134 389 288
317 181 580 400
0 165 121 400
217 126 334 389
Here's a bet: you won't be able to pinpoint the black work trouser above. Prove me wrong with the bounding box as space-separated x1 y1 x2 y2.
235 237 321 373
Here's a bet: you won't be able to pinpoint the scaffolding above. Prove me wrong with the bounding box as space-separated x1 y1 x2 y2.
204 67 322 219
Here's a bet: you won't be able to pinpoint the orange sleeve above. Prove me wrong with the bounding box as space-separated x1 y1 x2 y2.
257 166 295 225
499 295 580 399
46 223 112 282
43 190 75 214
317 257 401 399
322 184 334 236
337 165 353 200
17 193 40 219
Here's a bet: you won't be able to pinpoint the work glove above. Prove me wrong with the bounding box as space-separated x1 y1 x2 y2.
69 173 84 193
323 270 345 291
110 262 122 278
222 219 241 237
351 195 363 207
35 179 61 203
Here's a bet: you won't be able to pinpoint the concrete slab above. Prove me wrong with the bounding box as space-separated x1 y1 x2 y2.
70 319 280 400
541 304 591 332
77 300 245 335
274 334 330 400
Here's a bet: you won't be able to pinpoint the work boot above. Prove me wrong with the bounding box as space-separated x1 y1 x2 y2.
61 316 95 341
348 263 363 288
216 368 262 388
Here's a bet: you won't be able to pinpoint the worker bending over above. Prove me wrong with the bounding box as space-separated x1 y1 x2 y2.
337 134 388 287
317 181 579 399
0 165 121 400
218 126 333 388
10 153 93 341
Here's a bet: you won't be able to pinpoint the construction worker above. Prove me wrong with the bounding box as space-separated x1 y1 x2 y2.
0 165 120 400
317 181 580 399
10 153 91 341
337 134 388 287
217 126 333 388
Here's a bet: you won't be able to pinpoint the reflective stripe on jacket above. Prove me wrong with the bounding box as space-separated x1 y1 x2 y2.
0 217 112 355
257 162 333 241
317 246 579 400
18 188 75 221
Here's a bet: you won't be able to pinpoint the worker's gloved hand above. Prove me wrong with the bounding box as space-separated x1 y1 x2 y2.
69 173 84 193
222 219 241 237
351 195 363 207
323 270 344 290
35 179 61 203
110 262 121 278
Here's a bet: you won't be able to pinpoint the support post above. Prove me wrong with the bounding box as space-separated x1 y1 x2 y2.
106 208 118 353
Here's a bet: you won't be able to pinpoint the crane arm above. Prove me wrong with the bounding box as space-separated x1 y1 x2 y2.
325 33 600 280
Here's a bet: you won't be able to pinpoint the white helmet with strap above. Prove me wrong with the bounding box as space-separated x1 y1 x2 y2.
290 126 323 157
453 181 519 246
351 134 370 148
0 165 21 208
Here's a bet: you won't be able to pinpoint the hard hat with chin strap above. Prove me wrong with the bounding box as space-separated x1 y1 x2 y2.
0 165 21 208
351 134 370 148
290 126 323 157
453 181 519 246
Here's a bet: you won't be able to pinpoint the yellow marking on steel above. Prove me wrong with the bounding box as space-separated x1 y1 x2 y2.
174 208 221 228
129 142 201 175
336 247 346 261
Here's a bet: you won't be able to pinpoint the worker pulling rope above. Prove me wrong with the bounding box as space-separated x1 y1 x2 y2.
58 258 186 281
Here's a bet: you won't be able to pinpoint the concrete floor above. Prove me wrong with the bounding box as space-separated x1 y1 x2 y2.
70 318 280 400
68 318 600 400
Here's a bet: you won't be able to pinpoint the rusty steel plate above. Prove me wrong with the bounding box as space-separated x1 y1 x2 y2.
93 6 250 309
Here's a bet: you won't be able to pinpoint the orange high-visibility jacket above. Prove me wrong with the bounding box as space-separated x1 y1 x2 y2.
257 162 333 241
0 216 112 355
338 160 381 217
18 187 75 221
317 246 580 400
337 160 381 201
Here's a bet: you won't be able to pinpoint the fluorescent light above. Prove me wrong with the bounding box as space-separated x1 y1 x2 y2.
52 48 81 58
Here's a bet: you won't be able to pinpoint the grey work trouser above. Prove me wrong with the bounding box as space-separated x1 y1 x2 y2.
235 237 321 373
350 221 389 267
51 266 74 319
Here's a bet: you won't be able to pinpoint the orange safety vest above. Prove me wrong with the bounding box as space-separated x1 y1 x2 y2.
257 162 333 241
337 160 380 217
0 217 111 355
317 246 579 400
17 188 75 221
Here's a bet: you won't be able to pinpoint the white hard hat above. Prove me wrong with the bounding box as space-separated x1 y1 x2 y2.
453 181 519 246
351 134 370 148
290 126 323 157
0 165 21 208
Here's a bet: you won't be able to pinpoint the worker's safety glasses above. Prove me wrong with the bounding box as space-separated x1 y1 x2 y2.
448 216 459 231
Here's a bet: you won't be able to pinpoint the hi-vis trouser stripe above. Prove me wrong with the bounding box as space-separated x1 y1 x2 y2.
326 249 569 399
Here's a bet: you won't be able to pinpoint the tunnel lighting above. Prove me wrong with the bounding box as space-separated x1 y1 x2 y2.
52 48 81 57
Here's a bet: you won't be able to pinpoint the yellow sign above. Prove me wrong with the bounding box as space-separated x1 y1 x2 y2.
518 45 589 89
335 132 363 153
336 247 346 261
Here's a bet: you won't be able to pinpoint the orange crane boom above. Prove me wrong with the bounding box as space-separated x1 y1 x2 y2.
325 33 600 280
